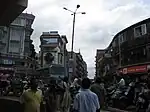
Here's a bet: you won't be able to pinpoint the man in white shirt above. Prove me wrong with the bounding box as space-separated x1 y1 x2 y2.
118 78 125 87
73 78 100 112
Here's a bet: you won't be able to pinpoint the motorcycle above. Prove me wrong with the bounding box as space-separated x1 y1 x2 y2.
136 83 149 112
110 82 135 110
106 84 117 107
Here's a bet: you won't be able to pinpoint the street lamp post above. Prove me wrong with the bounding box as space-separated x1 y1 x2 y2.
63 5 86 58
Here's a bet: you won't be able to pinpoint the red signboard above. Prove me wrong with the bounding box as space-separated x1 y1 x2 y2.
127 65 147 73
120 65 147 74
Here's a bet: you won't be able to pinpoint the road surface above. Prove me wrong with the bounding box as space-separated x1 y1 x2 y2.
0 96 111 112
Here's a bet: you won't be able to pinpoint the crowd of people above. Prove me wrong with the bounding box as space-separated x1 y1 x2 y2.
19 77 105 112
1 72 150 112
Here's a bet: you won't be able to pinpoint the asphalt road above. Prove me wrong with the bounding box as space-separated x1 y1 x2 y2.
0 96 111 112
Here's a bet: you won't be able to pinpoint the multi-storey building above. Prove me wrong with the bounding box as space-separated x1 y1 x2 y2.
83 61 88 77
95 49 106 77
68 52 88 81
0 13 37 76
40 31 68 66
40 31 68 76
0 13 35 56
98 18 150 77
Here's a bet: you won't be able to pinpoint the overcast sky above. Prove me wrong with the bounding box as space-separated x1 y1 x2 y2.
25 0 150 78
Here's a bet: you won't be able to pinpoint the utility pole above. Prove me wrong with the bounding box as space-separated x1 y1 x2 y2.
63 5 86 59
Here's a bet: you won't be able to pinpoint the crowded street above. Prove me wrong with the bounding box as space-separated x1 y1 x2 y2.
1 0 150 112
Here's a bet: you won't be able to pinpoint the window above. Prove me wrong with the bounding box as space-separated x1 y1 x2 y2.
43 38 58 44
69 67 73 73
10 42 19 48
26 19 32 26
134 24 147 37
119 34 126 43
12 18 25 26
9 42 20 53
10 28 24 41
26 31 31 37
112 39 117 47
143 48 146 55
12 18 21 25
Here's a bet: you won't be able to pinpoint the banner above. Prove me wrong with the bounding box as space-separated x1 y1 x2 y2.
127 65 147 73
120 65 147 74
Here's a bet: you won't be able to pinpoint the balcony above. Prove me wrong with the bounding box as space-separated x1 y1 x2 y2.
0 0 28 26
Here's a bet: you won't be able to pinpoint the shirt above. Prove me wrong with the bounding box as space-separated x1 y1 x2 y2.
118 78 125 86
73 89 100 112
21 89 43 112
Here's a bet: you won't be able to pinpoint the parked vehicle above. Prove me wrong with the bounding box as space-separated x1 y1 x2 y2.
136 83 149 112
107 82 135 110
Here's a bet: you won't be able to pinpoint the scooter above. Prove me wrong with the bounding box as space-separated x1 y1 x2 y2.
136 84 149 112
111 82 135 110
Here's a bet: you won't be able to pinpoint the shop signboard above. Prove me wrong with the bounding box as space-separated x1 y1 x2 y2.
120 65 147 74
127 65 147 73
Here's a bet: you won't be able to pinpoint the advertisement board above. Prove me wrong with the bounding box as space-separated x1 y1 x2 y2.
120 65 147 74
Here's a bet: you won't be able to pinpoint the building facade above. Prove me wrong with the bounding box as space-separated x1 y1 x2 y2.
98 18 150 77
40 31 68 66
40 31 68 75
95 49 106 77
0 13 37 76
68 52 88 81
0 13 35 56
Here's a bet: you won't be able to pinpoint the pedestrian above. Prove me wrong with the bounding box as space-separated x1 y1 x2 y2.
90 77 106 109
60 77 71 112
0 73 10 95
73 78 100 112
20 78 43 112
45 79 59 112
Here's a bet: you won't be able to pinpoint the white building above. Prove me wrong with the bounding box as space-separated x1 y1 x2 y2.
40 31 68 67
0 13 35 56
